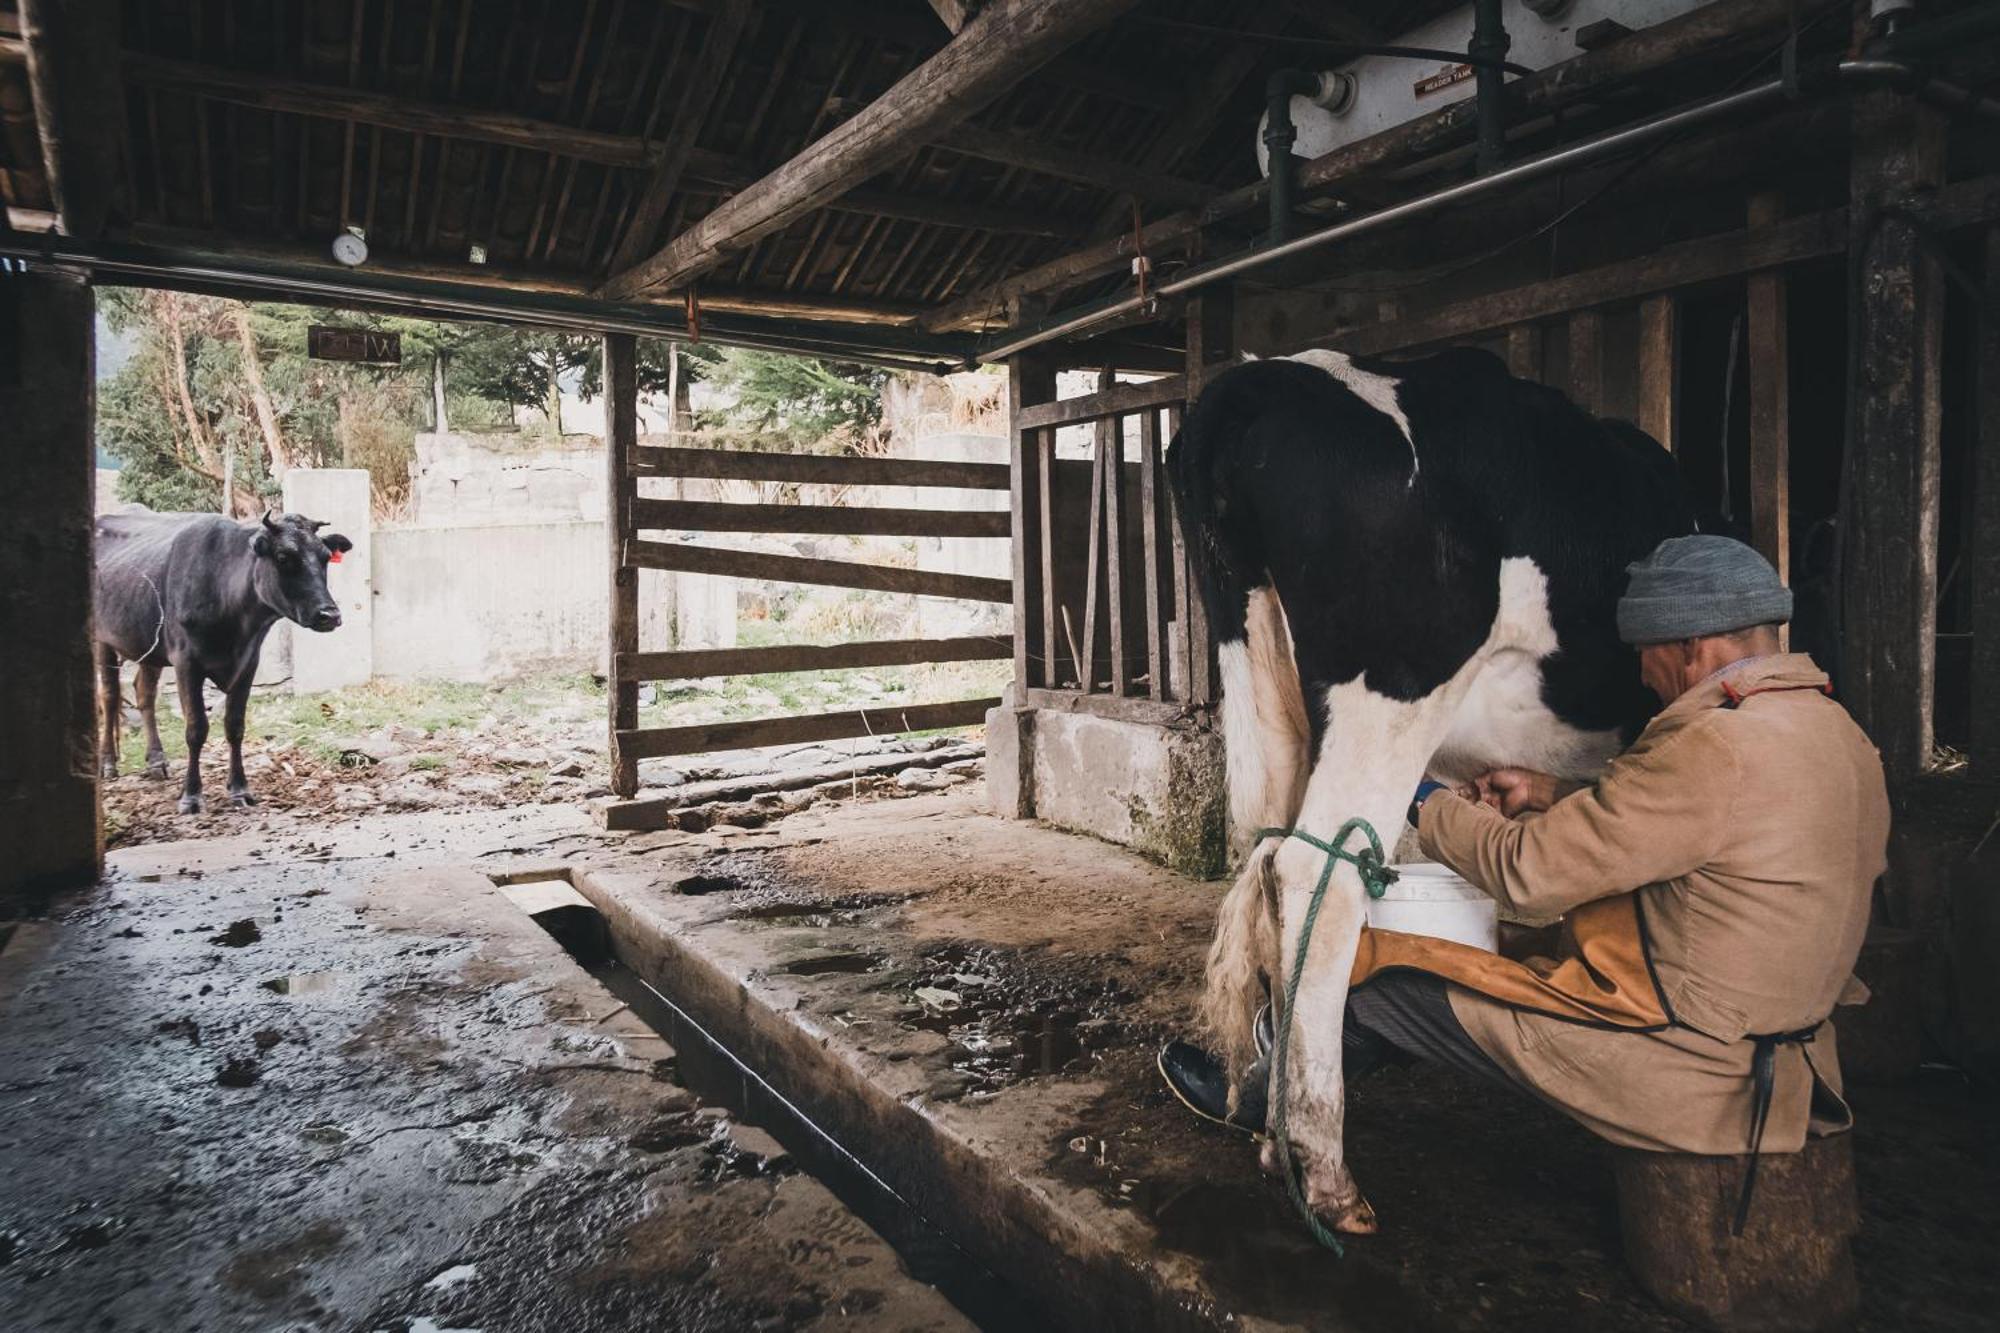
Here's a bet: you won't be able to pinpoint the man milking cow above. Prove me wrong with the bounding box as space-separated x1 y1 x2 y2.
1162 534 1889 1234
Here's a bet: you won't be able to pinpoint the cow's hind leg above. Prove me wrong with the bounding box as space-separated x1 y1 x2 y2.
174 665 209 815
1265 666 1488 1233
223 679 257 807
1200 586 1312 1087
135 662 169 779
97 645 122 778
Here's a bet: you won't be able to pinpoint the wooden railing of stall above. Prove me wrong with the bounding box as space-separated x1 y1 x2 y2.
1011 371 1209 722
602 334 1010 800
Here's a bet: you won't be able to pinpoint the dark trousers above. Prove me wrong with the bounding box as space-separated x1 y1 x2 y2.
1345 972 1514 1088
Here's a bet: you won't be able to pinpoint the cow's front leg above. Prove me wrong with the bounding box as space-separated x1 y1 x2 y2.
175 667 209 814
136 662 169 779
223 680 257 806
97 645 122 778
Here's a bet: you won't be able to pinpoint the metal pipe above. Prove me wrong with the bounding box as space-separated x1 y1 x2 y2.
1263 70 1321 244
1469 0 1511 174
978 58 1941 364
0 238 973 374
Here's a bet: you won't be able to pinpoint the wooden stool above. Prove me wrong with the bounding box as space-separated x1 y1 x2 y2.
1614 1135 1860 1332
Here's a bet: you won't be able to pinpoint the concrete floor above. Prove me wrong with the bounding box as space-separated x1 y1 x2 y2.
0 804 968 1333
4 791 1993 1331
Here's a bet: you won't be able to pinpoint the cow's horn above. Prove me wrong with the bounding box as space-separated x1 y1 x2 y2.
308 518 329 532
262 510 283 532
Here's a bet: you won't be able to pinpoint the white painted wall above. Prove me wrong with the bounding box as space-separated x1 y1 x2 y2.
282 468 373 693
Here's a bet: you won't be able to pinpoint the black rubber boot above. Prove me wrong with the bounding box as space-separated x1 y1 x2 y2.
1157 1005 1274 1135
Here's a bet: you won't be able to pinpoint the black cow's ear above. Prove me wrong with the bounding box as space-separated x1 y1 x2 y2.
252 532 272 557
324 533 353 553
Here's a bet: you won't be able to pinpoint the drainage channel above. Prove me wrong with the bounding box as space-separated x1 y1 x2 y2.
491 869 1045 1333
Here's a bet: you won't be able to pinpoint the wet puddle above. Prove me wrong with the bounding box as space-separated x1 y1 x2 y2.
780 952 885 977
901 944 1131 1096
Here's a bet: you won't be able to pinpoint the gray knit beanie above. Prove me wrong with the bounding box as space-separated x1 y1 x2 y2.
1617 535 1793 645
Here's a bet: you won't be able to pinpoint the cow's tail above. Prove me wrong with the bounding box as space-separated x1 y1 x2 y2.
1169 369 1312 1085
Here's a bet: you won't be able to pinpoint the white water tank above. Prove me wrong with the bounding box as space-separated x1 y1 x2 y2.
1255 0 1711 176
1371 863 1500 952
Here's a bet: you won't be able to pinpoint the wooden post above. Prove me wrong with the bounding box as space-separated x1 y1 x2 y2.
604 333 640 799
1567 309 1605 415
18 0 125 240
1636 295 1678 453
1841 92 1946 780
1008 351 1056 693
1506 323 1543 382
1746 194 1789 584
1183 285 1235 707
1972 229 2000 772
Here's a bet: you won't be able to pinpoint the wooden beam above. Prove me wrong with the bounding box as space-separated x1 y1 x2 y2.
605 332 640 799
1009 350 1058 690
1183 288 1228 705
1013 374 1186 431
1840 91 1946 781
606 0 751 273
620 634 1008 682
596 0 1139 300
924 0 1811 333
925 0 977 35
625 539 1012 602
630 497 1009 539
1745 193 1788 581
680 149 1087 239
630 445 1008 489
934 123 1213 211
20 0 124 239
1505 324 1543 382
124 52 660 170
1971 228 2000 771
1636 295 1678 452
1567 310 1605 415
617 696 999 760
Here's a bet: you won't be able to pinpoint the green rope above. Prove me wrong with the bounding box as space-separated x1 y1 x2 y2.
1255 818 1399 1256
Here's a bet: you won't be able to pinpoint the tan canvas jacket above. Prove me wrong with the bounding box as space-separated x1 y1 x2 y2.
1413 653 1890 1154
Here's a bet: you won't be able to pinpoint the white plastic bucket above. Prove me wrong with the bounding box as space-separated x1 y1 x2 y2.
1368 863 1499 953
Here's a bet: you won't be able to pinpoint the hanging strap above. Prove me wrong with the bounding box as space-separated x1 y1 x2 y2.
1733 1022 1823 1235
1256 818 1398 1255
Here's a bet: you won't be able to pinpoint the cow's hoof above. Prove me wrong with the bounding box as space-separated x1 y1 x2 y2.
144 761 170 780
1327 1193 1378 1235
177 795 203 815
229 790 259 808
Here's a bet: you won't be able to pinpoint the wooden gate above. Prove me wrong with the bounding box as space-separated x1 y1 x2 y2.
600 334 1011 815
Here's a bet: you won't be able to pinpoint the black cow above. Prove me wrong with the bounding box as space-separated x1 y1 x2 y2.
94 509 352 813
1167 346 1695 1231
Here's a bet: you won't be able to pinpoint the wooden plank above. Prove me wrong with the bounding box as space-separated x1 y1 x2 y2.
1103 385 1128 697
1971 228 2000 771
1636 294 1679 453
1184 293 1225 705
617 697 999 760
626 539 1012 602
1567 310 1605 415
630 497 1008 539
605 0 750 272
1841 92 1946 781
1140 407 1166 701
20 0 124 240
605 333 640 799
597 0 1138 299
1037 426 1059 687
1078 369 1109 694
933 123 1212 210
1745 194 1788 581
1009 351 1057 691
124 51 658 170
1505 324 1542 382
1021 687 1191 728
1014 374 1186 431
1169 403 1192 704
631 444 1009 489
922 0 1811 333
620 635 1009 682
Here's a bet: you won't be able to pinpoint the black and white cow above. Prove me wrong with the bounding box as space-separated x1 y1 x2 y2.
95 509 352 813
1167 346 1694 1232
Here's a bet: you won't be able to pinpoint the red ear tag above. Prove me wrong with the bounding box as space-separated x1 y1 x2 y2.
328 550 343 563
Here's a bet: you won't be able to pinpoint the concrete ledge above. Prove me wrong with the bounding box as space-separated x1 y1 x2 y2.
1028 709 1226 877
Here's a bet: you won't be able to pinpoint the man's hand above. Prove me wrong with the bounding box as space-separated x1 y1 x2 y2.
1473 768 1578 818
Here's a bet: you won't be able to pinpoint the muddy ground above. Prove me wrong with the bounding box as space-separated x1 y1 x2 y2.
0 812 970 1333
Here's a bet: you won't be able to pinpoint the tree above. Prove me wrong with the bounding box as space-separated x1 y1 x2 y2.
693 347 887 453
446 326 594 434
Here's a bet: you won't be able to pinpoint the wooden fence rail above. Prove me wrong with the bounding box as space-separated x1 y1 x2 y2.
625 539 1012 602
618 635 1009 682
630 443 1010 489
630 497 1008 538
616 697 1000 761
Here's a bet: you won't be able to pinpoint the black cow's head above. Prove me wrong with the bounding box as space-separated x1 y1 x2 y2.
251 511 352 632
